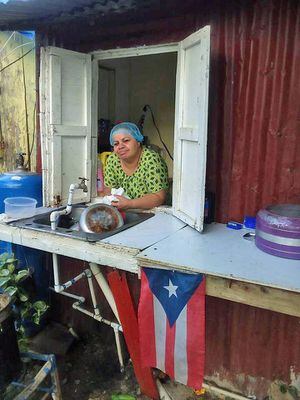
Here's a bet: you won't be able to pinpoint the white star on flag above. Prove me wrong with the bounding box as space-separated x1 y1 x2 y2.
163 279 178 298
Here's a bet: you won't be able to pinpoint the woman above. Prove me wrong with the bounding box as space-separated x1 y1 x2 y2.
103 122 169 210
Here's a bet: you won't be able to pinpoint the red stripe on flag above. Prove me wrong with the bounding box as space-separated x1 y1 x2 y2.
187 278 206 389
107 270 159 399
138 270 156 367
165 318 176 379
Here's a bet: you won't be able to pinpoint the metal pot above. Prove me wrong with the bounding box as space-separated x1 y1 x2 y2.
79 203 124 234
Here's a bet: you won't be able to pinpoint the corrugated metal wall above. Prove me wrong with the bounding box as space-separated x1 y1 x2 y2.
36 1 300 397
39 0 300 223
206 0 300 223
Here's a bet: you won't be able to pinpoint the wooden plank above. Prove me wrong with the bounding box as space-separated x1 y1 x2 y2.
207 276 300 318
92 43 178 60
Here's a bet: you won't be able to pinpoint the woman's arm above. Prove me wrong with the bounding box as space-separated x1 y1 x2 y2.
112 189 166 210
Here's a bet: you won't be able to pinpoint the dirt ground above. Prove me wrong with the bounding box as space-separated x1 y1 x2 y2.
3 329 218 400
56 332 215 400
57 332 148 400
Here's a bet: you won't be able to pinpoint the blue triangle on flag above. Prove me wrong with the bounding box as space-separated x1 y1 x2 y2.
144 268 203 327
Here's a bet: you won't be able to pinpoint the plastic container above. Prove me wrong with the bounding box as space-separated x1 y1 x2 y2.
100 151 112 175
97 156 104 195
255 204 300 260
4 197 37 218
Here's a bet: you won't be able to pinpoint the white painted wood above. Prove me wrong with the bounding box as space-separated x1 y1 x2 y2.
138 223 300 293
90 59 99 199
40 46 92 206
92 43 178 60
1 217 300 297
101 212 186 249
172 25 210 232
0 223 139 273
40 48 48 206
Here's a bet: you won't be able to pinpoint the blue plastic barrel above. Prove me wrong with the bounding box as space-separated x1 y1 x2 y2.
0 168 49 300
0 169 42 255
0 171 42 211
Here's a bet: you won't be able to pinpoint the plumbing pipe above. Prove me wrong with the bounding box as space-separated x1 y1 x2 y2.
51 253 124 370
52 253 61 291
72 302 122 331
61 271 87 290
113 326 124 372
52 253 86 293
85 268 100 316
50 179 88 230
72 302 124 371
203 382 254 400
155 380 253 400
90 263 120 324
49 287 85 303
50 183 79 230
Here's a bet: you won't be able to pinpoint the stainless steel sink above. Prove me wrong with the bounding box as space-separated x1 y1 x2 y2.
10 204 154 242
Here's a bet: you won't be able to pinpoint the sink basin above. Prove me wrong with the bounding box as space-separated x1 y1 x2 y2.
10 204 154 242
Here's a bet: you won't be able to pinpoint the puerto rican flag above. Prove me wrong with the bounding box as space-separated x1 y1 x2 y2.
138 267 205 390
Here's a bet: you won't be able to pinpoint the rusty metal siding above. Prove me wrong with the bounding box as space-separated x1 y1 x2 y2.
36 0 300 223
206 296 300 398
206 0 300 223
25 2 300 396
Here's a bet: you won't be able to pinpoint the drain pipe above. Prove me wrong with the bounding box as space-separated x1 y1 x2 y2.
156 380 253 400
49 287 85 303
85 269 100 316
202 383 254 400
52 253 87 293
50 254 124 370
89 262 120 324
72 301 124 371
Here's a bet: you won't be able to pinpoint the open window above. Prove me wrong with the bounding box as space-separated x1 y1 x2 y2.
40 26 210 232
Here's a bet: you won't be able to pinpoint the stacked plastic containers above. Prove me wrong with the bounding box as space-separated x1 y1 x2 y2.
255 204 300 260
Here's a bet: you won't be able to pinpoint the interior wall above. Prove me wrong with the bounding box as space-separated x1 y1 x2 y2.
99 58 130 122
129 53 176 177
98 52 177 177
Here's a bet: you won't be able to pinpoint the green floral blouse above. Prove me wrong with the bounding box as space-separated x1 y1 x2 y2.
104 147 169 199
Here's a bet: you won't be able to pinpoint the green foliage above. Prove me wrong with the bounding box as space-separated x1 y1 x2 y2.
0 252 49 348
287 385 299 400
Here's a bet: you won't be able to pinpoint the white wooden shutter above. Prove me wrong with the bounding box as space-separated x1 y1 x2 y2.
40 46 92 206
172 26 210 232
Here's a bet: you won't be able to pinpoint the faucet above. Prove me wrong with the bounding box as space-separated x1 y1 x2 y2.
77 177 88 193
50 177 89 230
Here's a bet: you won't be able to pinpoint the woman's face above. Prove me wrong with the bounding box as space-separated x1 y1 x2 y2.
112 133 141 161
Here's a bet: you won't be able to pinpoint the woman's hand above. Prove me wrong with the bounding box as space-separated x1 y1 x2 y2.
111 190 166 210
111 195 133 210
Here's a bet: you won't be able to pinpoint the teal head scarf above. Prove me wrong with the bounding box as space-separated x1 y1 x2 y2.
110 122 144 146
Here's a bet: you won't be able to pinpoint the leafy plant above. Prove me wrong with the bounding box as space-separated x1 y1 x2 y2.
0 252 48 348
